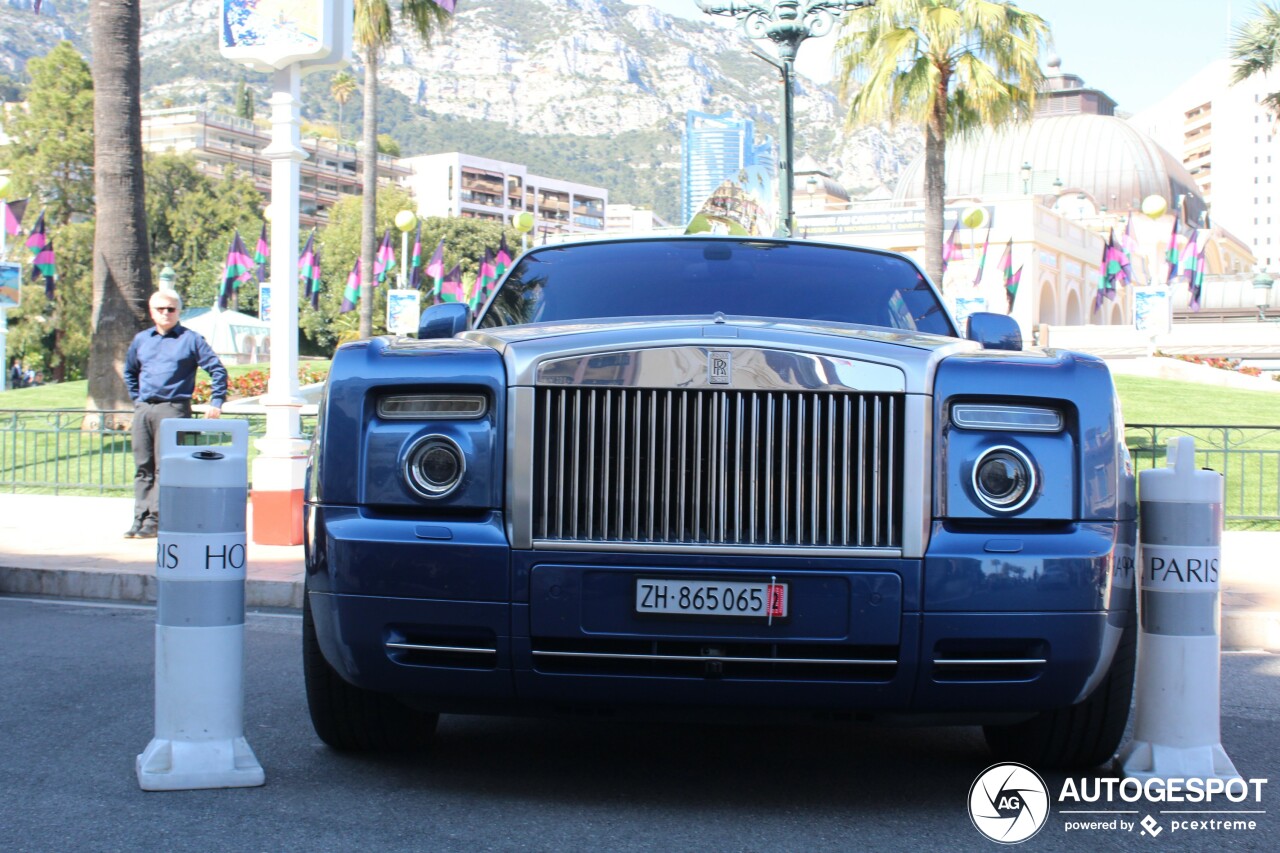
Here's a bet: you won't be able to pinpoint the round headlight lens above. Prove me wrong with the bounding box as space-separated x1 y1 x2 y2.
972 445 1035 512
405 435 465 499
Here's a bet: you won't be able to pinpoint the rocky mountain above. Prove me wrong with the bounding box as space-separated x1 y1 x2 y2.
0 0 920 222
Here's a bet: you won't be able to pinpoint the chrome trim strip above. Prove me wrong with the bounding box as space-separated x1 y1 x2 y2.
933 658 1048 666
387 643 497 656
900 393 931 560
535 346 907 393
508 386 535 549
530 540 904 557
532 650 899 666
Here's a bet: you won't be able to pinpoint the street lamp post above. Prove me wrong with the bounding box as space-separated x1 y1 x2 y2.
1020 161 1033 195
696 1 874 237
1254 271 1273 322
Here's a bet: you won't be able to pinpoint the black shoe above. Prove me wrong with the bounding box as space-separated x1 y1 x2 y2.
136 524 158 539
124 524 142 539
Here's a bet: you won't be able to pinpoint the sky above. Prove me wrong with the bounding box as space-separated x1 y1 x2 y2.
630 0 1256 115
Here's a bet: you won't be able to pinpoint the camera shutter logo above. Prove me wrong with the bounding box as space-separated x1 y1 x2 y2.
708 351 732 385
968 762 1050 844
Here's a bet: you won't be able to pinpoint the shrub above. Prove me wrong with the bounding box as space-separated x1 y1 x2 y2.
191 364 329 404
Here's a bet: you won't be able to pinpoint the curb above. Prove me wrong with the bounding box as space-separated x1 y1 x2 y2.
0 566 303 611
1222 610 1280 653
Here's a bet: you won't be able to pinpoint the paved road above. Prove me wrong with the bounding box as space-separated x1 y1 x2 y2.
2 596 1276 853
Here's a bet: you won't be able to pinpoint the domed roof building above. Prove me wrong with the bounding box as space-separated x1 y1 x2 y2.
797 61 1256 339
890 113 1207 227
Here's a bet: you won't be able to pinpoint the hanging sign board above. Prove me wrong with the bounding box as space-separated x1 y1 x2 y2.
386 289 421 336
220 0 352 73
0 262 20 309
1134 286 1171 335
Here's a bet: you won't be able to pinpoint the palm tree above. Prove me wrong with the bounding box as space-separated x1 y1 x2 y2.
87 0 151 417
355 0 452 339
330 71 358 143
835 0 1048 286
1230 1 1280 113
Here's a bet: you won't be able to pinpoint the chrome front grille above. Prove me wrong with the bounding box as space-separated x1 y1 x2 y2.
532 387 904 548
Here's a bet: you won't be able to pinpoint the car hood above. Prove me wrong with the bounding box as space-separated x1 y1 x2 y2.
461 316 981 394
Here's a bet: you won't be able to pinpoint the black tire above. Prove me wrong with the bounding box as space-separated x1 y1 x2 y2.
983 620 1136 769
303 594 439 752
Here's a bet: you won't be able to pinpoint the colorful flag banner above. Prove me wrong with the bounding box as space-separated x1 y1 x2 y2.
1121 216 1139 275
998 238 1016 312
971 227 991 287
3 198 29 237
26 210 56 298
407 222 423 289
496 234 512 279
254 223 270 282
1178 228 1201 282
374 228 395 286
472 248 497 309
1006 265 1022 314
309 249 322 310
24 209 47 255
340 257 361 314
1165 216 1181 283
219 231 254 310
1095 229 1129 312
439 263 465 303
942 219 964 275
298 230 319 299
1189 247 1206 312
431 0 457 13
426 238 446 298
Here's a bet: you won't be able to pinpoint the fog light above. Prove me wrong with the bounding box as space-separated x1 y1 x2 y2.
405 435 465 498
972 445 1035 512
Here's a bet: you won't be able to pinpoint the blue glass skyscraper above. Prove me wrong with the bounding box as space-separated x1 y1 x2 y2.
681 111 777 226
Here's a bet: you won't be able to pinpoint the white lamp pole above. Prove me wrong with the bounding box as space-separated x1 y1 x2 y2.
0 175 12 393
395 209 416 288
221 0 352 545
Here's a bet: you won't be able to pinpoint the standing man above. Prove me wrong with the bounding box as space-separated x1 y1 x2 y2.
123 290 228 539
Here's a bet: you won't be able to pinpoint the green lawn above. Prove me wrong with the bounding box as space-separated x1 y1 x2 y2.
1115 375 1280 425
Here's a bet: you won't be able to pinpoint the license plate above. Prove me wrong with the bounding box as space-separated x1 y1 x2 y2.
635 578 788 619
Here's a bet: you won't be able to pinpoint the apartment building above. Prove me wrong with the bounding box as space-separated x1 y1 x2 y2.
401 152 608 238
1131 59 1280 269
140 107 410 228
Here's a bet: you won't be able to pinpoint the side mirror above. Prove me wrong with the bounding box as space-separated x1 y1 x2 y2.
965 312 1023 351
418 303 470 339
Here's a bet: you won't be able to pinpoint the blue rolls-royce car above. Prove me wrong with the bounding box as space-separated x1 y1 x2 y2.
304 237 1137 768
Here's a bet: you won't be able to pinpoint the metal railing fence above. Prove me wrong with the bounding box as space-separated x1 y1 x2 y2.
0 409 316 496
1126 424 1280 522
1 411 1275 522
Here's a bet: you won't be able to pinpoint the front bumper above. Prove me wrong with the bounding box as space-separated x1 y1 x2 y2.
306 505 1134 719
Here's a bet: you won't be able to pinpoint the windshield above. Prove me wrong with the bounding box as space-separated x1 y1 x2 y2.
478 239 955 335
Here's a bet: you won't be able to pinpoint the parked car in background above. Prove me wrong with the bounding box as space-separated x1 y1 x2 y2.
304 237 1137 768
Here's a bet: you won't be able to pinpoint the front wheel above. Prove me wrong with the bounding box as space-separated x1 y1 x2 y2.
303 594 439 752
983 621 1136 769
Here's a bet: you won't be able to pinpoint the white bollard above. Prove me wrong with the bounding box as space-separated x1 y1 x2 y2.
136 419 265 791
1118 436 1239 781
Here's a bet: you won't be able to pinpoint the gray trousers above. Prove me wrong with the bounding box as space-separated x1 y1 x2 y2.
132 400 191 526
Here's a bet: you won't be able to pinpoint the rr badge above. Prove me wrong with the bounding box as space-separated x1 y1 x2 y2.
708 351 731 385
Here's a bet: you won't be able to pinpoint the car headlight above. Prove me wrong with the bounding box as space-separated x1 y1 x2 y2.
379 393 488 419
952 404 1062 432
971 445 1036 512
404 434 466 499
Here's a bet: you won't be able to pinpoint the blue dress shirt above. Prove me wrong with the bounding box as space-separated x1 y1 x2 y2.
124 324 228 408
